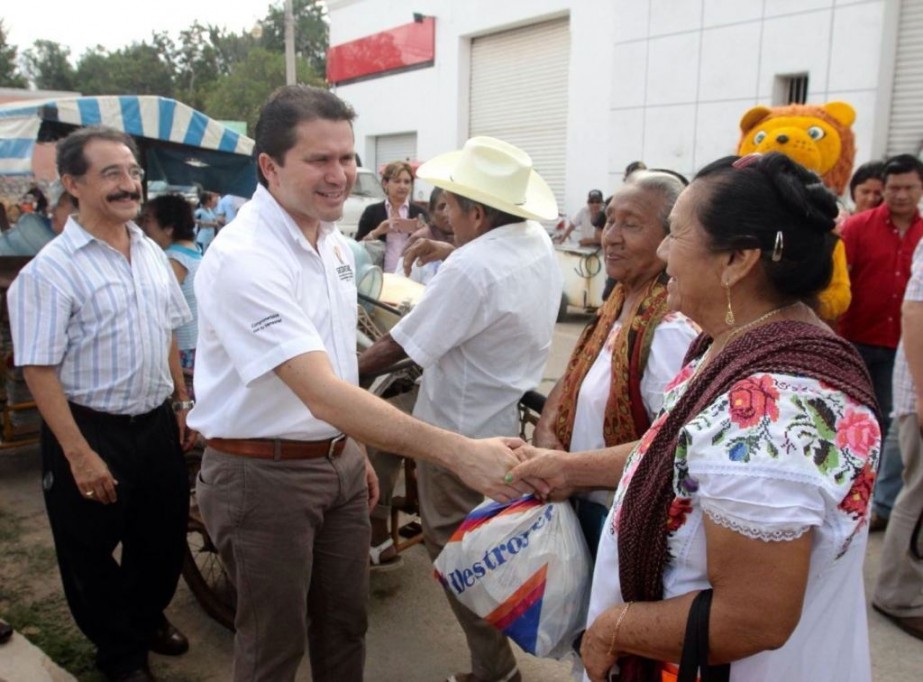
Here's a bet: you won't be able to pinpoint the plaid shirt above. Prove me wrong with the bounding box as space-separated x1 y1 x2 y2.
892 239 923 417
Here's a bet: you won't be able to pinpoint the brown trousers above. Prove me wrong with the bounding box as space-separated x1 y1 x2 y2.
197 439 370 682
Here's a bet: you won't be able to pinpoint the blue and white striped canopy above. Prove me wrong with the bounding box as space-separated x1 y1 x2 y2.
0 95 254 176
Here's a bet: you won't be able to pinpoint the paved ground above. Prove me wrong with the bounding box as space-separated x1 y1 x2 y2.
1 312 922 681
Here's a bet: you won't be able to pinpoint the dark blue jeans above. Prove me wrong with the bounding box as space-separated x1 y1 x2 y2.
853 342 903 518
852 342 896 434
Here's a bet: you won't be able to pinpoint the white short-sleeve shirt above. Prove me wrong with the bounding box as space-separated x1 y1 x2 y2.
187 185 359 440
390 221 562 438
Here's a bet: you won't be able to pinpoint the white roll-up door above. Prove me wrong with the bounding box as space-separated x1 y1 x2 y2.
887 0 923 157
374 132 418 172
470 18 570 211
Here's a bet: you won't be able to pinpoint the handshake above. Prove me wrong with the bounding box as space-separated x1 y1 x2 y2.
464 437 587 504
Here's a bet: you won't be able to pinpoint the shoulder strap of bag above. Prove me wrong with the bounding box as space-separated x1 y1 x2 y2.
677 589 730 682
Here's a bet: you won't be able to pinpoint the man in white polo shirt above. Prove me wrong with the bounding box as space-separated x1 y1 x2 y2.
359 137 563 682
189 87 533 682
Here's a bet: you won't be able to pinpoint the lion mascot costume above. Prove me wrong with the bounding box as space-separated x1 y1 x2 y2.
737 101 856 322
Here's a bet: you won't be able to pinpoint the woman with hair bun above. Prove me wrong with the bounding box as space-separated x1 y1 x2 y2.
512 153 880 682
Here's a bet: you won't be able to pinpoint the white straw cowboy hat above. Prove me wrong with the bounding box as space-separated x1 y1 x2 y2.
416 136 558 221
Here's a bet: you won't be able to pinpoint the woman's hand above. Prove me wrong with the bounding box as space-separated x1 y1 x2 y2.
364 218 392 240
581 607 620 682
507 445 569 499
532 417 565 450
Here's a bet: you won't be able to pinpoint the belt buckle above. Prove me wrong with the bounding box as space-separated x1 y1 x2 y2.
327 434 346 459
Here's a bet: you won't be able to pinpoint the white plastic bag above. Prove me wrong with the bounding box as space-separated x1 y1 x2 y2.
433 496 591 658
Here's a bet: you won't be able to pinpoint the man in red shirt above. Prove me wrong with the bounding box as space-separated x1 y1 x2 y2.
840 153 923 518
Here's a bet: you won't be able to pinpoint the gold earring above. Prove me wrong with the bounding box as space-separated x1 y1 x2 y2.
724 281 735 326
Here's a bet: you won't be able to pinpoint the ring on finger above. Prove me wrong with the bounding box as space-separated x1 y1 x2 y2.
84 490 95 498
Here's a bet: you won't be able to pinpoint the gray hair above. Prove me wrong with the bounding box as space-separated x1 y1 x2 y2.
624 170 686 232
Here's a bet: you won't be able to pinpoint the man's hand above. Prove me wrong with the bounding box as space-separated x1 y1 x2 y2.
69 448 118 504
365 452 380 511
456 437 535 503
402 238 455 275
175 408 198 452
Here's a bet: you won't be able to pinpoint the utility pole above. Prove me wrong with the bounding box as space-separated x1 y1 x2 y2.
285 0 296 85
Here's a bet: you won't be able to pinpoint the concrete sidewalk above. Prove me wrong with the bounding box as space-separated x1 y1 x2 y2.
0 632 76 682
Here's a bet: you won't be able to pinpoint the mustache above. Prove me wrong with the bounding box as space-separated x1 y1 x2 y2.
107 191 141 202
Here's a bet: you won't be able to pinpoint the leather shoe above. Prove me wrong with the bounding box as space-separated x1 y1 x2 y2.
872 603 923 641
869 512 888 533
149 620 189 656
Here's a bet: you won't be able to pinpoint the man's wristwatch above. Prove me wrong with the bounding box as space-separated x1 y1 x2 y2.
172 399 195 412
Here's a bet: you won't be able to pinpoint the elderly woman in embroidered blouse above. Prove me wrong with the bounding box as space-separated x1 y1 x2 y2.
512 153 880 682
530 171 699 555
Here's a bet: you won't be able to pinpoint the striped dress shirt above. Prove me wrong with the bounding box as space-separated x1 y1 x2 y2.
893 239 923 418
7 217 191 416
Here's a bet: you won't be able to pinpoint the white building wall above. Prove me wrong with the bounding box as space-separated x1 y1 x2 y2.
328 0 892 216
607 0 889 187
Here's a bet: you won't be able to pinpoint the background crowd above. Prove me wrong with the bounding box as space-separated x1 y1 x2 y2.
1 83 922 682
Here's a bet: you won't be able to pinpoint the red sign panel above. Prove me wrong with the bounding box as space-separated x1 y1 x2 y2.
327 17 436 85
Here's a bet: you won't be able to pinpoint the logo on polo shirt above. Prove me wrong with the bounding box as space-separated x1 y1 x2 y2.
333 245 354 282
251 313 282 333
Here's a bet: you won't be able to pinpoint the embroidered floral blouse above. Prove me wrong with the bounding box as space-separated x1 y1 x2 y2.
584 361 880 682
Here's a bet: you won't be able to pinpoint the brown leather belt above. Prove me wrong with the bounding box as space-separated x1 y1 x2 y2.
206 435 347 460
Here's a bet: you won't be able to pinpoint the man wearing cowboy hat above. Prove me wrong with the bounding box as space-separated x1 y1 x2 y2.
359 136 563 682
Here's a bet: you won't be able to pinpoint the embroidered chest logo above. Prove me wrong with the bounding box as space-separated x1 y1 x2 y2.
333 245 354 282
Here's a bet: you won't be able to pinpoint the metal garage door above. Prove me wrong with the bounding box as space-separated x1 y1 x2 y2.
469 17 570 211
887 0 923 156
374 132 418 172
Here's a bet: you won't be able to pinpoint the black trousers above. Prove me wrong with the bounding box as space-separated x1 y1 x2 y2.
41 401 189 678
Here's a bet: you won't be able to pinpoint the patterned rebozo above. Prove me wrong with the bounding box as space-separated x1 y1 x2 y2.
553 272 671 449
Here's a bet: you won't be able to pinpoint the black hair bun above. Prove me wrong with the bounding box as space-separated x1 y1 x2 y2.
760 153 838 234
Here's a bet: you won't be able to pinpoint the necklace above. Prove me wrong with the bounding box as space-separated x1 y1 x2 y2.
692 302 798 379
724 302 798 345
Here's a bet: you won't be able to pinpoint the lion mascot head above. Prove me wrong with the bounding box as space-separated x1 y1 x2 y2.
737 101 856 195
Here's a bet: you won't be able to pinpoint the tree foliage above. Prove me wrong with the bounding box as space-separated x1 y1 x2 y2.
4 0 330 134
205 48 323 134
75 43 175 97
0 20 27 88
260 0 329 76
22 40 76 91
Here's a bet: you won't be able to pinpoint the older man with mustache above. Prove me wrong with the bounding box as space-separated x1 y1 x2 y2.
7 126 195 682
